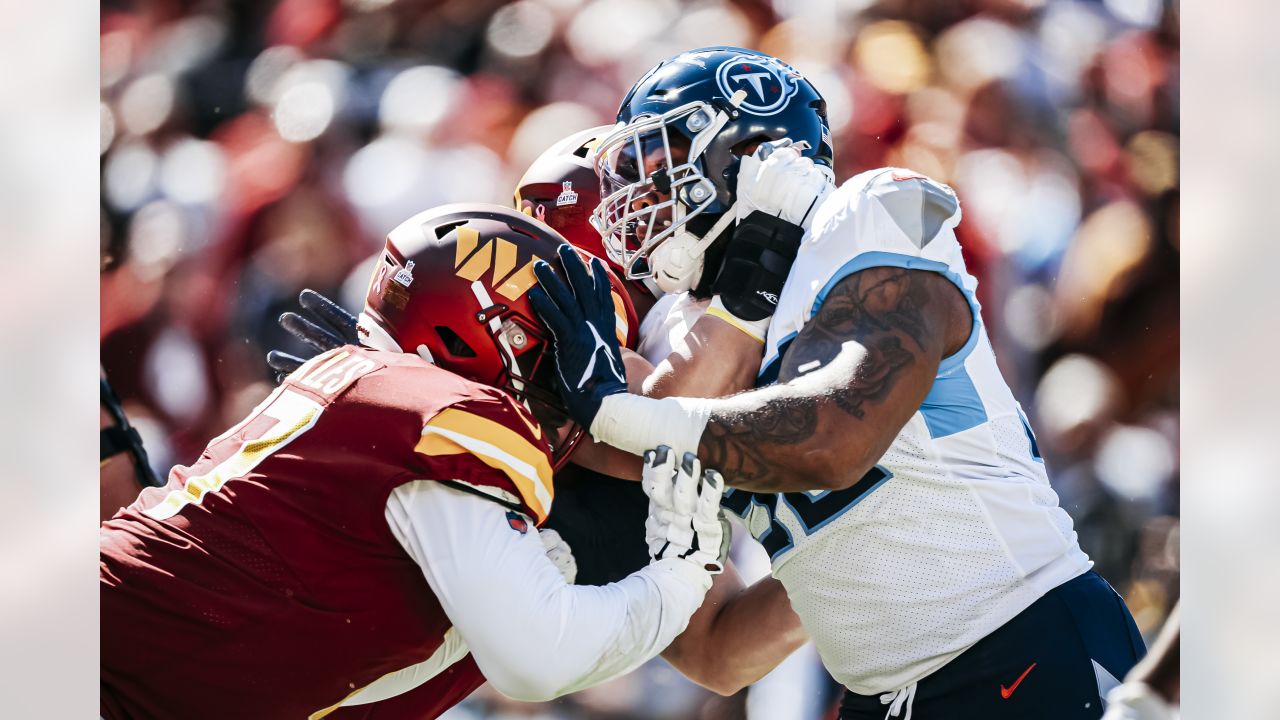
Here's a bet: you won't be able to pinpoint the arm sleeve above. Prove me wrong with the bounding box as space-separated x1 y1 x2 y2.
385 480 713 702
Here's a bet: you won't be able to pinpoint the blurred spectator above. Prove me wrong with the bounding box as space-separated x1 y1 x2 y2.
100 1 1180 718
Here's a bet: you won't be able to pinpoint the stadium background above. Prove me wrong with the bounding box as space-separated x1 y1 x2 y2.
98 0 1179 717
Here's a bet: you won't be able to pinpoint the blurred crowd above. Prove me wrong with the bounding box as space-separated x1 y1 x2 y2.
99 0 1179 717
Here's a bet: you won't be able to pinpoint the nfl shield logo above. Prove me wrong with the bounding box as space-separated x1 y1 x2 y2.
393 260 416 287
555 181 578 207
506 510 529 534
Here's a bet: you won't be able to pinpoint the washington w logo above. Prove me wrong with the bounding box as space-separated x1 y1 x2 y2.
452 226 539 300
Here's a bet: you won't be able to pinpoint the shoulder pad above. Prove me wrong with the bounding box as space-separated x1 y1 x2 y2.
864 169 960 250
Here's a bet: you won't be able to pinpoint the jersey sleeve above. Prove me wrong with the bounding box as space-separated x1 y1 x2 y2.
804 167 965 300
810 167 961 261
761 168 977 380
385 481 713 702
411 390 556 524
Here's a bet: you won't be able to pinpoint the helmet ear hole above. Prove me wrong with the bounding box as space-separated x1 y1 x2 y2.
434 326 477 358
731 135 772 158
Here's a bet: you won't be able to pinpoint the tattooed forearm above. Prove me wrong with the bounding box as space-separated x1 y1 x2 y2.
696 267 959 492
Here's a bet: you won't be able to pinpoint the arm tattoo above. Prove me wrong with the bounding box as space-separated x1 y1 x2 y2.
698 267 944 491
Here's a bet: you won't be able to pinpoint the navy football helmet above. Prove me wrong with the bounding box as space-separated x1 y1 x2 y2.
592 46 833 293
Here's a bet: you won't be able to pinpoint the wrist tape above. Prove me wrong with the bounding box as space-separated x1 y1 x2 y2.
590 393 714 459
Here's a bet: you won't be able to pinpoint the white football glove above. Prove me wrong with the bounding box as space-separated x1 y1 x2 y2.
538 528 578 584
642 446 730 574
735 140 835 230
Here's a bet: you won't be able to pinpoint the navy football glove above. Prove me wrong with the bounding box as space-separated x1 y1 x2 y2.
266 289 359 382
527 245 628 430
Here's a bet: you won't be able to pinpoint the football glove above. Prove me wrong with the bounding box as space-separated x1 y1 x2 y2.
266 289 360 382
642 446 729 574
734 140 834 230
527 245 628 431
538 528 578 585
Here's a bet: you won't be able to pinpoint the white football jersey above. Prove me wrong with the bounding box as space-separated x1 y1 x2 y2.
723 167 1092 694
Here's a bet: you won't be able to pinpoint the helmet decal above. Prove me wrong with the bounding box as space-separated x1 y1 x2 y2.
373 256 412 310
555 181 578 207
393 260 416 288
715 54 800 116
453 226 539 301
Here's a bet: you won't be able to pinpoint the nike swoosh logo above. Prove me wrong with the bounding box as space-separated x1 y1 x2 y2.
1000 662 1036 699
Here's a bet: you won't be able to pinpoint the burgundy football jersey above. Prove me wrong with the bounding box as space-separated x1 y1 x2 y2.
101 347 553 720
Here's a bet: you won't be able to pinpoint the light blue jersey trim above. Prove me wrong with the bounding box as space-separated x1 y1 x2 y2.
757 331 798 385
809 251 982 376
919 367 987 438
1016 405 1045 463
777 468 893 533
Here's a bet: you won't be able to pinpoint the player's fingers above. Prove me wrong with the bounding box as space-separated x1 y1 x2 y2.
532 261 584 325
695 468 725 523
266 349 306 375
671 452 700 516
644 512 663 542
590 257 615 323
299 288 359 341
527 286 574 343
558 244 596 303
642 446 676 510
758 137 794 156
280 312 346 353
735 152 763 204
640 448 658 497
760 143 802 166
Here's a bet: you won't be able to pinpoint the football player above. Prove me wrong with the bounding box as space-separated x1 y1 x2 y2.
532 46 1147 719
100 205 728 720
267 129 813 700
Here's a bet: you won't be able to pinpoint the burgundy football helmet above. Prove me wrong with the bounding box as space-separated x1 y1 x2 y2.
515 126 660 302
358 203 637 469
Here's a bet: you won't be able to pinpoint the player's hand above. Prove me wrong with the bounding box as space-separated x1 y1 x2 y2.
734 140 834 230
266 289 360 382
642 446 729 574
709 142 833 325
528 245 628 430
538 528 578 584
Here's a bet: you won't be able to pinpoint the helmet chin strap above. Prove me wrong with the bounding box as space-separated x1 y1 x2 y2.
649 202 738 294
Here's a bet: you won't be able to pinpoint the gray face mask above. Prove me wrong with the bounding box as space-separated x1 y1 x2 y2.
592 97 745 289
